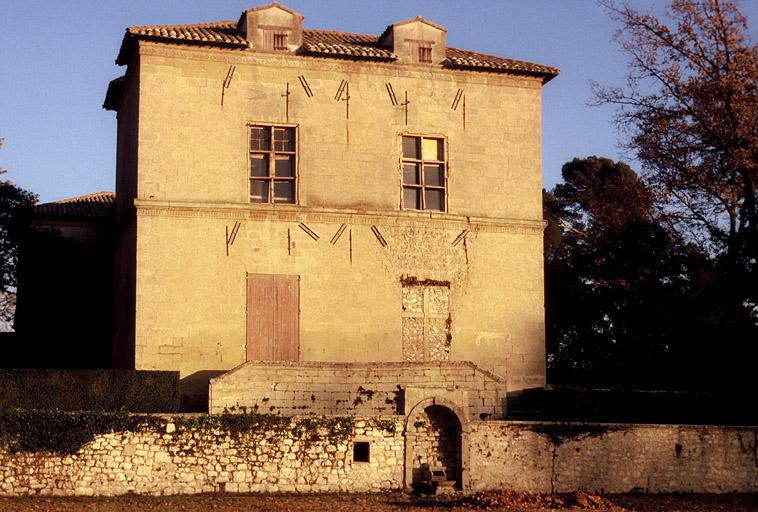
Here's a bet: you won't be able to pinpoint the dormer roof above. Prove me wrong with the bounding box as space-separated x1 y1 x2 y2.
238 2 303 21
391 16 447 33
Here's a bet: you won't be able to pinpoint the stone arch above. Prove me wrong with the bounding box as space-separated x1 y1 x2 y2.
403 397 469 492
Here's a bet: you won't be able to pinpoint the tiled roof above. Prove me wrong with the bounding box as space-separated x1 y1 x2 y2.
116 21 246 64
35 192 115 219
301 29 395 60
115 21 558 80
445 47 559 76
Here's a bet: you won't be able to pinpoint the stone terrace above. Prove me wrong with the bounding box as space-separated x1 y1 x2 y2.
209 361 506 419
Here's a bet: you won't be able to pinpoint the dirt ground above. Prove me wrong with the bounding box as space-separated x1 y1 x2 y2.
1 491 757 512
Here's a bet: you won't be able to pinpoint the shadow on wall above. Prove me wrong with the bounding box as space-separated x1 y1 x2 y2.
181 370 228 412
506 386 758 425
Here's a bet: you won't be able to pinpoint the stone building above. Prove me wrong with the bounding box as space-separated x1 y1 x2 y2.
102 2 557 488
13 193 115 369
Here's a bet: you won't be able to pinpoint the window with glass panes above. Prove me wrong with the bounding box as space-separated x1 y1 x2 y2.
401 135 446 211
249 125 296 204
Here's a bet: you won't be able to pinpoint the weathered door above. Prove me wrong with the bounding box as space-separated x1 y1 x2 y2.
246 274 299 361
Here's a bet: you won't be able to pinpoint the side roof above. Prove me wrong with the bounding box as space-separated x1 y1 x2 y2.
35 192 115 219
113 20 559 81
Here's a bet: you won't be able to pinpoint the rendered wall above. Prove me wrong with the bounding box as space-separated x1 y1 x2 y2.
112 59 140 369
125 41 546 397
133 206 544 404
135 43 543 219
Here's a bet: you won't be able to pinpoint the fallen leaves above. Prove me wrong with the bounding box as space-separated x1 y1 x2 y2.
0 490 756 512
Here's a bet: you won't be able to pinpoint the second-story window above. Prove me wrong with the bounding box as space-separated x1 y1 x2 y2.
402 135 446 212
249 125 296 204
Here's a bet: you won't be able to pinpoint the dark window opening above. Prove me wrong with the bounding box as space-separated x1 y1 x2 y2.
353 441 370 463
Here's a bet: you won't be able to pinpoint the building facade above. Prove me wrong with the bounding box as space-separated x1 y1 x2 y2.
104 3 558 413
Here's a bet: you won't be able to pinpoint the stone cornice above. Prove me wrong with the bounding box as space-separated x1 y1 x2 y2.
136 41 543 90
134 199 546 235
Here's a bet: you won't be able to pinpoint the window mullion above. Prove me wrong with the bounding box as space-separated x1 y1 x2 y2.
269 150 275 198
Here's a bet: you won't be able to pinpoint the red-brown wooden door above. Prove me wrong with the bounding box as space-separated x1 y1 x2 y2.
246 274 300 361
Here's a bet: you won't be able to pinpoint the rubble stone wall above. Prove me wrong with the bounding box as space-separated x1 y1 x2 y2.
0 416 404 497
468 421 758 494
1 418 756 497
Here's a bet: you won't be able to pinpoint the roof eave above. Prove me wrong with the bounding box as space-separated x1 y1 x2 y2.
103 76 124 111
444 63 559 83
116 33 249 67
299 47 396 62
115 32 133 66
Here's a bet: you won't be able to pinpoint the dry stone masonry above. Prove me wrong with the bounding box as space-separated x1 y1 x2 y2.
0 416 404 496
1 417 756 497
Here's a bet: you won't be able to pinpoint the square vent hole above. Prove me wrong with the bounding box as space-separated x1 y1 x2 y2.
353 441 370 463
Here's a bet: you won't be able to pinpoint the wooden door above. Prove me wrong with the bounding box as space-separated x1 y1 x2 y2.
246 274 299 361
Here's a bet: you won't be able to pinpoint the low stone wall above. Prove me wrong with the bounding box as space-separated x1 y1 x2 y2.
1 417 756 496
209 361 506 419
0 415 404 496
468 422 758 494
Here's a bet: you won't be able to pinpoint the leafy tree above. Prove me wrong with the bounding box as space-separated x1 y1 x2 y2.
586 0 758 386
595 0 757 263
545 155 758 389
0 139 36 324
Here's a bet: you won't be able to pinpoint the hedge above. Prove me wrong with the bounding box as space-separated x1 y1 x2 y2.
0 369 179 412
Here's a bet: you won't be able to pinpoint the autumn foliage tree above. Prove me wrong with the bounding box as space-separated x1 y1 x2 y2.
556 0 758 386
595 0 757 263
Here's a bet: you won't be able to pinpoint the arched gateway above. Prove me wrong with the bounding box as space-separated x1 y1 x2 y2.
403 397 469 492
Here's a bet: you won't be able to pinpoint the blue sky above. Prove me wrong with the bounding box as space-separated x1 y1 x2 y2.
1 0 756 203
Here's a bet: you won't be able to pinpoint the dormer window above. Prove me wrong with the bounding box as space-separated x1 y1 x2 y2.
407 40 434 64
238 4 304 50
262 27 290 51
379 17 446 65
418 45 432 63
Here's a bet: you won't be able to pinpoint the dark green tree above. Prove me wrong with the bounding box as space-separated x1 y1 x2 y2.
0 139 37 323
544 156 713 387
